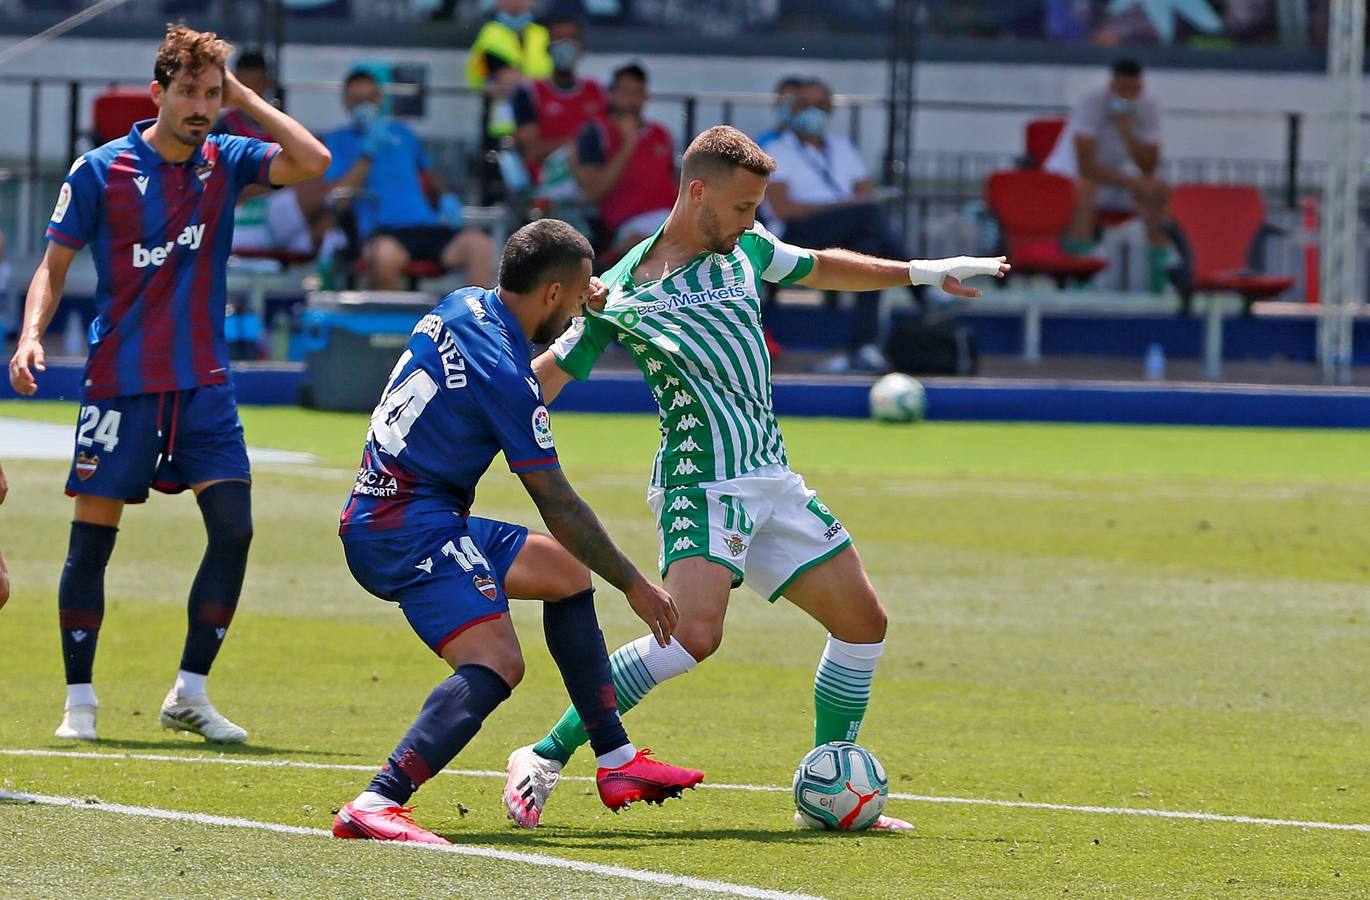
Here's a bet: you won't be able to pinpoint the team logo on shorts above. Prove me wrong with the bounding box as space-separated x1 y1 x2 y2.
74 453 99 480
473 574 499 602
725 533 747 557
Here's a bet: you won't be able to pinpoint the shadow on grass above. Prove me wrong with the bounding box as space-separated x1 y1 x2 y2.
38 737 361 759
436 824 903 849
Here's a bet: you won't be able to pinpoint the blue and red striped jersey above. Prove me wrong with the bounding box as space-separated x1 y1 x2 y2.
339 288 561 538
46 119 280 399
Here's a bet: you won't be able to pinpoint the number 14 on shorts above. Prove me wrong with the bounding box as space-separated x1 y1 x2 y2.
438 536 489 572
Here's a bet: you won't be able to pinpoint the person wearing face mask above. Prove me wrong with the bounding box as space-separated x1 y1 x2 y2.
765 79 912 373
324 70 494 291
756 76 804 151
1044 58 1169 293
511 14 606 184
467 0 553 139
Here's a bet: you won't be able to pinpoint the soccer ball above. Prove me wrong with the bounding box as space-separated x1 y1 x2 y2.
792 741 889 831
868 373 927 423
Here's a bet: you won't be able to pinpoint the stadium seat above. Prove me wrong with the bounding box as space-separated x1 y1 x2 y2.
1168 184 1294 316
1024 117 1066 168
985 169 1108 287
93 89 158 144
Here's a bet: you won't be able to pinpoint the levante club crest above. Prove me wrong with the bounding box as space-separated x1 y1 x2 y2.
473 574 498 602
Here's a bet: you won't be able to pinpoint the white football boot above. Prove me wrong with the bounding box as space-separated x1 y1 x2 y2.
159 691 248 744
55 705 98 740
503 745 563 828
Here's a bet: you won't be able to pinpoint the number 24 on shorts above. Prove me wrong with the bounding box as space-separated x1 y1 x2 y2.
76 406 122 451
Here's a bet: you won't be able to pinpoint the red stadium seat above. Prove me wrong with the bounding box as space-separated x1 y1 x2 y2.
93 89 158 144
1024 117 1066 168
986 169 1108 287
1169 184 1294 314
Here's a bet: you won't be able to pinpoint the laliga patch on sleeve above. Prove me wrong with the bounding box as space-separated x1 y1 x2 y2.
52 183 72 224
531 405 555 450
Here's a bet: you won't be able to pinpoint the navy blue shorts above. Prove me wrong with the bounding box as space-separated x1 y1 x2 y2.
65 384 251 503
342 517 529 655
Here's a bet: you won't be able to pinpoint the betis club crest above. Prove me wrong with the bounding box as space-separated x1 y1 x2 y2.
473 574 498 602
725 533 747 557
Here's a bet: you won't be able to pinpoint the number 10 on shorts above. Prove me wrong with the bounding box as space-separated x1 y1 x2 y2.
440 536 490 572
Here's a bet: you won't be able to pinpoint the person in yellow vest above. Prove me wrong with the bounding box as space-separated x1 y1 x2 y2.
467 0 553 138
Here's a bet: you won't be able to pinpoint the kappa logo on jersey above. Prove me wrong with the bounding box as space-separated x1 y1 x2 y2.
531 405 555 450
671 536 698 552
133 174 150 196
673 458 701 476
675 414 703 431
668 390 695 410
132 223 206 268
74 453 99 480
644 358 663 374
668 516 693 533
52 182 73 223
663 375 680 388
673 436 702 453
473 574 499 601
667 494 698 512
629 342 648 355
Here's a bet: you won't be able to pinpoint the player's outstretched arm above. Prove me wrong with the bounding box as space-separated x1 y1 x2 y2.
518 467 678 646
532 351 575 404
8 242 77 396
222 69 331 186
799 248 1010 298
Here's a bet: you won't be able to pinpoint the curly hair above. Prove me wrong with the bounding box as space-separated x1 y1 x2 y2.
681 125 776 183
154 24 232 88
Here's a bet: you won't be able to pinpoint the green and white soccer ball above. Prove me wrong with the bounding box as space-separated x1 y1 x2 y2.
792 741 889 831
868 373 927 423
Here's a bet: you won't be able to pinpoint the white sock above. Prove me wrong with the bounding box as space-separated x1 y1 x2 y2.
173 670 207 698
66 683 97 710
822 635 884 672
595 743 638 769
353 790 399 812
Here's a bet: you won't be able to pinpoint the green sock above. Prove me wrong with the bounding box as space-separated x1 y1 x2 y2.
531 635 697 765
1146 244 1169 294
813 637 882 746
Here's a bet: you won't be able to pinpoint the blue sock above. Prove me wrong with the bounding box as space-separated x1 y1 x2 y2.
180 482 252 676
368 664 512 805
59 522 118 685
541 589 630 758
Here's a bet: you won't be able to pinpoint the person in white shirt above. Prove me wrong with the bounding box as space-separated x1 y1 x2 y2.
1045 58 1169 292
765 79 911 372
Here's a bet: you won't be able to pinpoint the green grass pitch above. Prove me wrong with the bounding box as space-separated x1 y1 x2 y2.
1 400 1368 898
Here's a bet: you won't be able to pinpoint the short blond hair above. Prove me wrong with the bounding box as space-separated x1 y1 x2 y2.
681 125 776 183
154 24 232 88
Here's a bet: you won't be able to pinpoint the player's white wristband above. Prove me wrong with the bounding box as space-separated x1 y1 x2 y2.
908 256 1003 286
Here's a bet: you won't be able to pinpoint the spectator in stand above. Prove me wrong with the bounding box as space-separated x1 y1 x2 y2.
324 70 493 290
573 62 676 258
511 13 606 184
765 78 911 373
756 75 804 150
1044 58 1169 292
467 0 553 138
217 50 333 258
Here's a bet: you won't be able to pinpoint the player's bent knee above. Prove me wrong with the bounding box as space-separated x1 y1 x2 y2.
674 620 724 662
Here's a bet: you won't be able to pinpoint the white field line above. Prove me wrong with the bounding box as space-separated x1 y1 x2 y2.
5 748 1368 834
0 789 819 900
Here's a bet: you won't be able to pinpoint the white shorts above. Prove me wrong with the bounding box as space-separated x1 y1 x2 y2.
233 188 313 255
647 466 851 603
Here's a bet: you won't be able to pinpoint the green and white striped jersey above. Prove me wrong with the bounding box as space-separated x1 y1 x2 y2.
553 221 815 488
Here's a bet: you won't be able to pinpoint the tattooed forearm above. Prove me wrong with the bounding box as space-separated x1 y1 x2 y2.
519 468 641 591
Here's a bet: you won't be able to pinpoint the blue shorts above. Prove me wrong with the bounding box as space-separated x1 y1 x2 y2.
342 517 529 655
65 384 251 502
